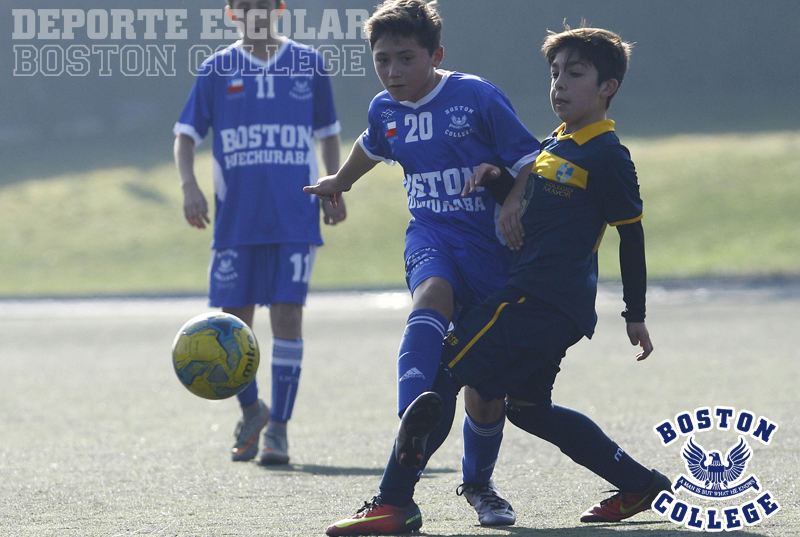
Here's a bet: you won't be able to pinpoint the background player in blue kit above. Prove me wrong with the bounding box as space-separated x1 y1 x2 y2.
374 25 673 530
173 0 344 466
306 1 540 533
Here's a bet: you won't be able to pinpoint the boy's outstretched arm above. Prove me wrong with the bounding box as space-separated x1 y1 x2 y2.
174 133 210 229
617 221 653 360
319 134 346 226
304 141 378 205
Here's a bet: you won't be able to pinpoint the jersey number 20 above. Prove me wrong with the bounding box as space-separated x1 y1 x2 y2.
405 112 433 143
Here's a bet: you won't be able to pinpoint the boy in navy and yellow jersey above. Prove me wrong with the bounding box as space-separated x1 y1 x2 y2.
343 25 674 532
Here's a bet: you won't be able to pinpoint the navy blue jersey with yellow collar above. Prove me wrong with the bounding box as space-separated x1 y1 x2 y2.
508 119 643 338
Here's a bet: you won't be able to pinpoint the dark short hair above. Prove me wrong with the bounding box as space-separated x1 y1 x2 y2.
542 25 633 108
365 0 443 55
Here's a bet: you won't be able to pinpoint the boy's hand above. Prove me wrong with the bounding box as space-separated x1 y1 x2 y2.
183 182 210 229
498 195 525 250
462 163 501 196
322 195 346 225
626 322 654 361
304 175 349 205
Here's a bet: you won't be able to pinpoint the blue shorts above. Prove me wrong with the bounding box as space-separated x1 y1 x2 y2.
442 286 584 404
208 244 316 309
405 247 505 311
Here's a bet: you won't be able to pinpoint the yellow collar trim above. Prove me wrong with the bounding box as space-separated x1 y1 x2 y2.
554 120 616 146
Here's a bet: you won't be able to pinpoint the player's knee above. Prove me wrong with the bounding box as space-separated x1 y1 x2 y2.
411 277 454 318
465 387 504 423
506 401 554 436
270 303 303 339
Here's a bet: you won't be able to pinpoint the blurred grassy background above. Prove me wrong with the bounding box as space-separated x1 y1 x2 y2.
1 131 798 297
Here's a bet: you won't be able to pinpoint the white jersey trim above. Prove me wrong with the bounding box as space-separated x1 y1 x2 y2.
511 151 540 175
398 70 452 109
358 134 396 165
173 122 204 147
314 121 342 140
234 37 290 69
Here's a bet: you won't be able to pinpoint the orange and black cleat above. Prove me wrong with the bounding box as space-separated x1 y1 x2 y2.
580 470 673 522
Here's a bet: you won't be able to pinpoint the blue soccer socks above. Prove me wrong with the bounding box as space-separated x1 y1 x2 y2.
237 377 259 408
397 309 449 415
270 338 303 424
380 365 459 506
506 403 652 493
462 410 505 484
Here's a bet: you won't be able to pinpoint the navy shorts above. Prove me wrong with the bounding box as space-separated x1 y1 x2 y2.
208 244 316 309
442 286 584 404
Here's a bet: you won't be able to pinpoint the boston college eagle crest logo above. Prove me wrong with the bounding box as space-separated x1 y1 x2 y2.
651 406 781 531
677 436 758 499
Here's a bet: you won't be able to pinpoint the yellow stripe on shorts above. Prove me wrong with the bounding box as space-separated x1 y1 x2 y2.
447 296 525 369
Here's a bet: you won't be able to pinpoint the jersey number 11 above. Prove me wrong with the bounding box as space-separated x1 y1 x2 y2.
256 75 276 99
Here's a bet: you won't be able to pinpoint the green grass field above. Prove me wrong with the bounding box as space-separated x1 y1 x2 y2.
0 131 798 297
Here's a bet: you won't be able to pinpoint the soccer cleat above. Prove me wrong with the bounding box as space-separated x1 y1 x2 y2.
260 421 290 465
580 469 673 522
456 480 516 526
395 391 443 468
325 497 423 536
231 399 269 462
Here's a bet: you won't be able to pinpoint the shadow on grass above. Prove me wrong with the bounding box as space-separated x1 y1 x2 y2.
257 462 457 477
424 521 767 536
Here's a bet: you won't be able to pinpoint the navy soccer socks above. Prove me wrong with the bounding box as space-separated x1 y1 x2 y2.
506 403 652 493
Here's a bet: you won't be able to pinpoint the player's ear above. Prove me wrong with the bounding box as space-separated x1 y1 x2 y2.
599 78 619 100
432 46 444 67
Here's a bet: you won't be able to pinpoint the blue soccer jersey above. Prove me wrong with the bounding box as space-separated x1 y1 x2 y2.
359 71 540 293
174 39 340 249
509 120 644 337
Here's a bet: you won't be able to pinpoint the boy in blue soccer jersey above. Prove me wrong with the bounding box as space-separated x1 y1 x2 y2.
306 1 540 533
358 26 674 532
174 0 344 466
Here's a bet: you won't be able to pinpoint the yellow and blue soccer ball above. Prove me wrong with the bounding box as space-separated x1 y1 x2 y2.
172 312 260 400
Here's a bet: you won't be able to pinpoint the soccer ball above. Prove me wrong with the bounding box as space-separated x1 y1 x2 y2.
172 312 260 400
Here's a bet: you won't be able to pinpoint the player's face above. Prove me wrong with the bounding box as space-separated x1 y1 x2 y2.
372 35 443 103
228 0 283 40
549 49 618 134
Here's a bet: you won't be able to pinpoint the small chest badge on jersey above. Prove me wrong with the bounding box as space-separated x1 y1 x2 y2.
227 76 245 96
444 105 475 138
289 75 313 101
650 407 781 531
556 162 575 183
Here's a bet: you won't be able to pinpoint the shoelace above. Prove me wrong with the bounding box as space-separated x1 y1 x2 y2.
598 490 627 507
232 420 244 440
456 483 506 510
356 496 382 515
